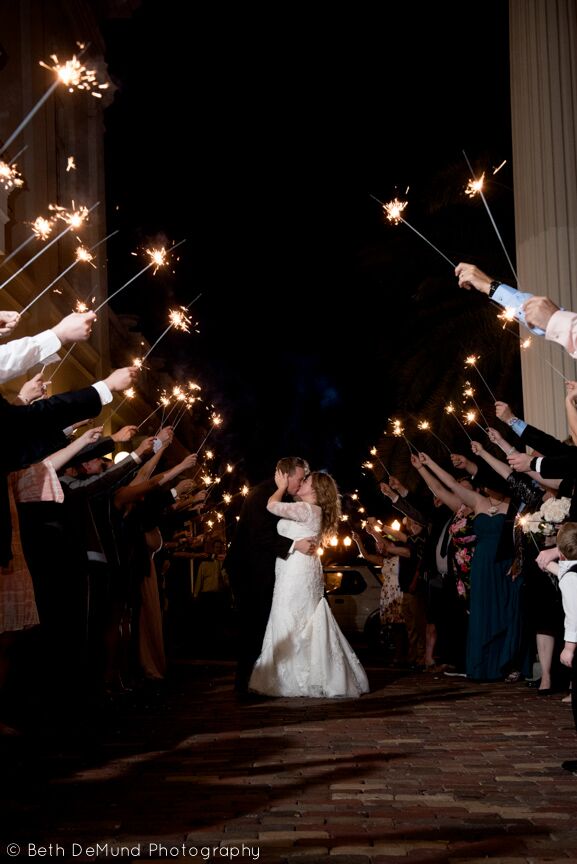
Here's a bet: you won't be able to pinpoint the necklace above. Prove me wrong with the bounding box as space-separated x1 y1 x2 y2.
487 494 502 516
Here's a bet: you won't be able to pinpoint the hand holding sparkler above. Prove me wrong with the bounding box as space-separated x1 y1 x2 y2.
52 310 96 345
486 427 513 454
470 440 485 456
523 296 560 331
17 372 49 404
450 453 477 475
111 425 138 443
102 366 138 394
455 262 494 294
0 311 21 337
494 401 515 424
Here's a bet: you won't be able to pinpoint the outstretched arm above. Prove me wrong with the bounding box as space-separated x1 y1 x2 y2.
418 452 479 509
409 453 462 511
470 439 512 481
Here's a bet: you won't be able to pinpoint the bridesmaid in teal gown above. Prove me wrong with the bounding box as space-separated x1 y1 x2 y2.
417 453 521 681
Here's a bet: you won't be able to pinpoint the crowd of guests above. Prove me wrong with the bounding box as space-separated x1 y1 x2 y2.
0 309 232 736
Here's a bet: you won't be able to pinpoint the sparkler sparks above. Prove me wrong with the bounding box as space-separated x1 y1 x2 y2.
462 381 491 428
465 171 485 197
417 418 451 452
123 387 136 399
48 201 90 230
74 300 89 313
66 156 76 172
39 51 110 98
75 246 95 267
30 216 53 240
168 307 192 332
374 195 456 269
145 247 168 273
464 354 498 401
445 402 472 441
0 160 24 192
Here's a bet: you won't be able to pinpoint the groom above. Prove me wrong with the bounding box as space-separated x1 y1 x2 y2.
226 456 316 695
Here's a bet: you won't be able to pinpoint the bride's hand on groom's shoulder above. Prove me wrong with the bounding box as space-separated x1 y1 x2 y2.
274 468 289 491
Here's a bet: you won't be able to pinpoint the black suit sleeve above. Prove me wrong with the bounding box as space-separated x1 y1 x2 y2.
520 423 572 457
1 387 102 471
536 450 577 479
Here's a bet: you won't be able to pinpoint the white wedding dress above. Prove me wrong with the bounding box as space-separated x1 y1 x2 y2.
249 501 370 698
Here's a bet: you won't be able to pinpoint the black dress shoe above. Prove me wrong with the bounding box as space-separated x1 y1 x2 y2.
527 679 541 688
562 759 577 772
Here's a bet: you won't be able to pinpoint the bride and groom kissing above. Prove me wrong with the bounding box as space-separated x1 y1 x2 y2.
225 457 369 699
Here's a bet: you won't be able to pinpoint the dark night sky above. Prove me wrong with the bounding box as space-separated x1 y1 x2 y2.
101 1 516 493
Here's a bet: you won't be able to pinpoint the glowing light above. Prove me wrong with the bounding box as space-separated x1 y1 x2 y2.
205 450 214 460
226 463 234 473
75 246 95 266
74 300 88 313
498 307 516 327
464 410 477 424
123 387 136 399
48 202 90 230
145 247 168 273
521 337 532 350
465 171 485 197
66 156 76 172
492 160 507 175
417 420 430 431
370 446 377 456
391 520 401 531
343 536 352 547
383 197 407 224
39 51 110 98
211 413 223 426
362 461 374 469
465 355 478 366
223 493 232 504
240 485 249 496
317 547 324 556
329 536 338 547
168 307 192 332
0 160 24 192
30 216 53 240
445 402 455 414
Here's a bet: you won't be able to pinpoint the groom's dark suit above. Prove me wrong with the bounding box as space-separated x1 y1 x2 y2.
225 478 293 692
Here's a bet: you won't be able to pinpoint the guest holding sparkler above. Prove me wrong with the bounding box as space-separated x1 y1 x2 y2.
414 452 521 682
456 261 577 359
0 310 96 383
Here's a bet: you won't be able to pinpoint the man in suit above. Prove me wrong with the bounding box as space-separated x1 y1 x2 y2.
225 456 316 695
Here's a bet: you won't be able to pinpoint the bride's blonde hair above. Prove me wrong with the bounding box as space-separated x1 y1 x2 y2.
311 471 341 544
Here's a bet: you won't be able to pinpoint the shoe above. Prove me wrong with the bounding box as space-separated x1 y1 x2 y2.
527 678 542 688
562 693 572 703
561 759 577 773
537 688 553 696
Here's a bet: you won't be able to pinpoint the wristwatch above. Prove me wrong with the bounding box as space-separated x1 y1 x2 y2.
508 416 519 427
488 280 501 298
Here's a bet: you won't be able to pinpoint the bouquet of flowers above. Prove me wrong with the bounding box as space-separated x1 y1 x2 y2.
519 496 571 541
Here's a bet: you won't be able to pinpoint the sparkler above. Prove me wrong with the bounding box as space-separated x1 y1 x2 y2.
543 356 571 383
195 413 223 456
390 418 418 455
416 419 452 453
445 402 472 441
0 159 24 193
516 515 541 552
0 201 99 292
368 445 391 478
373 194 456 269
461 382 491 428
18 228 115 314
138 295 200 364
0 46 109 158
137 398 167 430
463 151 518 284
463 409 489 436
93 239 186 313
464 355 498 402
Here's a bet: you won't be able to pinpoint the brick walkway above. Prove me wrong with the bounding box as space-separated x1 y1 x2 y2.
2 654 577 863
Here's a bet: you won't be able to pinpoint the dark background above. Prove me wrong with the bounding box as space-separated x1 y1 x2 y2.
102 1 519 503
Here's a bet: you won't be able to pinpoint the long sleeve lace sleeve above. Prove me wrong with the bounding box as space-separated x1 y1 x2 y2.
267 500 313 522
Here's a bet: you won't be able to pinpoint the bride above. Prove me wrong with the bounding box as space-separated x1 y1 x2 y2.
249 469 369 698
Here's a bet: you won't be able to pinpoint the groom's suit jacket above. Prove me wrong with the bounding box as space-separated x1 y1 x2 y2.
225 478 293 602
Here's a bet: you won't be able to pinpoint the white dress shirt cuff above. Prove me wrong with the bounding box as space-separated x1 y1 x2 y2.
546 310 577 358
92 380 113 405
534 456 544 473
130 451 142 464
37 329 62 358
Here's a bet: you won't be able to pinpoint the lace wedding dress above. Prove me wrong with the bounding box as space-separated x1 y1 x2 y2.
249 501 369 698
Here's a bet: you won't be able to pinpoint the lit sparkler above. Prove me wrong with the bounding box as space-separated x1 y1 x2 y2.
463 151 518 283
0 160 24 192
445 402 472 441
66 156 76 172
17 224 113 314
195 413 223 456
465 171 485 198
416 419 451 453
373 194 456 269
0 214 55 271
464 354 498 402
367 445 391 478
0 201 99 293
461 381 491 428
93 239 186 314
390 418 418 455
463 409 488 436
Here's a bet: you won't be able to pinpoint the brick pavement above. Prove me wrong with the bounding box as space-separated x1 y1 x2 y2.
2 655 577 863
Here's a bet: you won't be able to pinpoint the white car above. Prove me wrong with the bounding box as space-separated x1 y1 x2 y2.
323 560 385 649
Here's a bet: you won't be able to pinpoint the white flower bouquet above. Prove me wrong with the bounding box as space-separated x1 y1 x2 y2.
520 496 571 539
